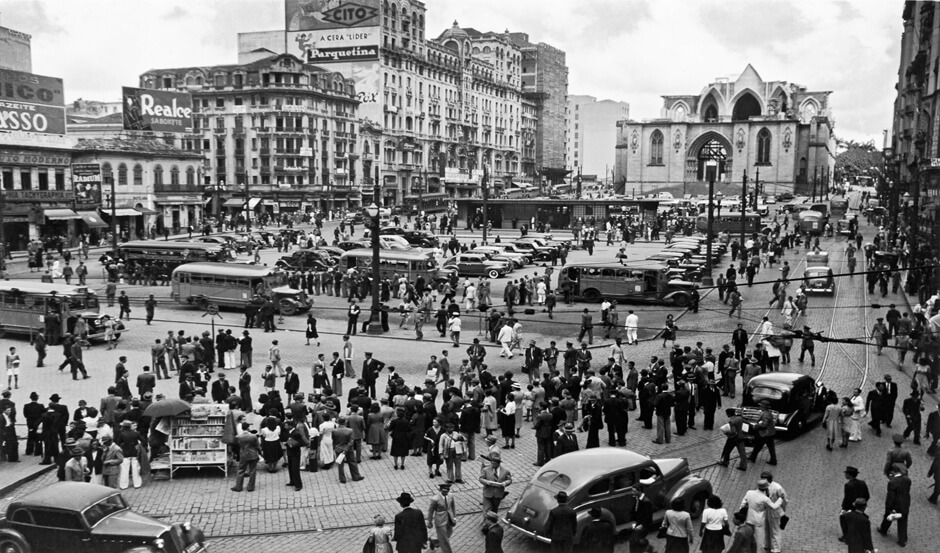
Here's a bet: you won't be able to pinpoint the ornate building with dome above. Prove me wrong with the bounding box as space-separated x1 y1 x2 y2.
614 65 835 196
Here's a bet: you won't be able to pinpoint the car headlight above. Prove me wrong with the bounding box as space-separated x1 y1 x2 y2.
153 538 165 549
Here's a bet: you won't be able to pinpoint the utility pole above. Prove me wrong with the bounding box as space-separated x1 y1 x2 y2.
482 162 489 245
110 170 118 254
243 174 251 231
741 169 748 255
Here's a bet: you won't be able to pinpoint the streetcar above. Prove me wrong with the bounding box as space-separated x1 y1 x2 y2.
797 210 826 235
117 241 233 270
339 249 454 284
170 262 312 315
694 212 762 236
557 261 695 306
829 198 849 218
0 281 100 340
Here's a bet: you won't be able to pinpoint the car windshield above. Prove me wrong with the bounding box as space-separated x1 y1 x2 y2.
83 494 128 527
750 386 785 405
536 470 572 490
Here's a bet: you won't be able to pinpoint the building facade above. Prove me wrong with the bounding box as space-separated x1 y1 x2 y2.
889 1 940 248
0 24 31 72
139 53 361 218
566 95 629 179
614 65 834 197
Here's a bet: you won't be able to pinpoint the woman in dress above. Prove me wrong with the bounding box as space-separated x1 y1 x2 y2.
821 394 842 451
482 389 498 437
662 497 694 553
513 386 524 437
259 411 283 472
424 418 443 478
365 403 385 460
305 313 319 346
848 389 864 442
318 412 337 469
499 393 517 449
388 408 412 470
410 405 427 456
699 495 729 553
367 515 394 553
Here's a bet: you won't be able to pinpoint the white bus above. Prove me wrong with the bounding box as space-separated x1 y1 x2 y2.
171 262 312 315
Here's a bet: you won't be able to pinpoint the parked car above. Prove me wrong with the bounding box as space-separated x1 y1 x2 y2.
0 482 207 553
274 250 334 271
467 249 518 271
482 244 532 265
472 246 527 269
442 253 511 279
775 192 795 202
506 449 712 544
77 314 126 344
737 372 824 437
380 227 440 248
509 241 553 262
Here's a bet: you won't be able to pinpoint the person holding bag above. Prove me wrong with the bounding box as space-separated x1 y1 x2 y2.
699 495 730 553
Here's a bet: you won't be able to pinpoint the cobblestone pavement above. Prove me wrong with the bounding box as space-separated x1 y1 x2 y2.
2 209 939 552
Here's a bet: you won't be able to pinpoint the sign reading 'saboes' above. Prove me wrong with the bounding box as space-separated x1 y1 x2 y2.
122 87 193 132
0 69 66 135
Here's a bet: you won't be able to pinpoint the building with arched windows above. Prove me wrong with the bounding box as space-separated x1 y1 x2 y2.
614 65 835 197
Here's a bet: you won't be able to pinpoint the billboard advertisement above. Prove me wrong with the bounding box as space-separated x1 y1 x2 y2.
122 86 194 132
72 163 102 206
0 68 66 135
286 0 380 63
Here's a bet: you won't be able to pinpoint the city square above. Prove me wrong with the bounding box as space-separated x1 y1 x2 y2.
0 1 939 553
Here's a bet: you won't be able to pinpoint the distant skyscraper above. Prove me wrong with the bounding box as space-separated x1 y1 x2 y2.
566 95 629 180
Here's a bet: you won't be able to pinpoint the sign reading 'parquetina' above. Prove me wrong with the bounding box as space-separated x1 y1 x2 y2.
286 0 380 63
122 86 193 133
0 68 66 135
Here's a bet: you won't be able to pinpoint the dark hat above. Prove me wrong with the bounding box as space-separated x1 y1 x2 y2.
892 433 905 444
143 392 153 400
564 422 575 431
438 483 451 491
484 510 499 522
49 394 61 402
121 420 132 427
844 466 860 477
555 491 569 503
395 492 414 506
29 392 39 400
489 451 502 462
1 390 10 397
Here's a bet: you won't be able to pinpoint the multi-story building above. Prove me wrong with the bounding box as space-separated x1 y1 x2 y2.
615 65 834 197
889 1 940 250
566 95 629 179
0 22 31 72
507 32 569 184
138 54 361 218
238 1 567 207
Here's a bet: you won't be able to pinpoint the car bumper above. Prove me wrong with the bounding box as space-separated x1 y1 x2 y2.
505 518 551 543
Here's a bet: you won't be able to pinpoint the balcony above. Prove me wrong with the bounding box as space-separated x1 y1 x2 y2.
233 127 246 136
274 164 309 173
260 148 271 156
274 126 305 134
260 166 271 175
275 148 301 155
334 131 350 139
213 127 227 135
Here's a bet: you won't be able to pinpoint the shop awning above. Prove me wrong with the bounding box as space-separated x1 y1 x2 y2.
76 211 108 228
135 207 159 215
44 208 80 220
112 208 142 217
223 198 245 207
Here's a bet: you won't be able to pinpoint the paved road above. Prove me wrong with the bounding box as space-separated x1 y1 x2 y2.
2 204 938 552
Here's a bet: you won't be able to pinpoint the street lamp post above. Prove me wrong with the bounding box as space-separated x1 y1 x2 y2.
703 159 718 286
715 191 724 218
214 179 225 222
243 177 251 232
109 173 118 254
365 165 384 334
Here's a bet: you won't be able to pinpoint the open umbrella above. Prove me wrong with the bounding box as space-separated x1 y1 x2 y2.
143 398 191 418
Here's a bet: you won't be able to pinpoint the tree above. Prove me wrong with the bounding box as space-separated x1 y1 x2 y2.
834 138 883 181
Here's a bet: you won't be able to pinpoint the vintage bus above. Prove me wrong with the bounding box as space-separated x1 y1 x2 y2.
694 212 762 236
171 262 312 315
557 261 696 306
339 250 455 284
117 241 233 270
0 281 99 339
829 198 849 218
797 210 826 235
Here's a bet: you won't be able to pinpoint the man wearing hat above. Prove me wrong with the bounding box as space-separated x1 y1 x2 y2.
838 466 870 542
115 420 143 489
798 326 816 366
883 374 899 427
554 422 579 457
748 399 777 465
546 491 577 553
99 433 124 489
878 463 911 546
481 434 500 464
843 498 874 553
426 483 457 553
393 491 427 553
738 479 785 528
883 433 913 477
483 510 504 553
580 507 614 553
480 451 512 526
23 392 44 457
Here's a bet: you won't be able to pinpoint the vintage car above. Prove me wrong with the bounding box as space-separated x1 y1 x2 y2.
379 227 440 248
274 250 334 271
472 246 528 269
738 372 824 436
506 449 712 544
442 253 511 279
803 266 835 294
0 482 206 553
75 313 126 343
836 218 856 236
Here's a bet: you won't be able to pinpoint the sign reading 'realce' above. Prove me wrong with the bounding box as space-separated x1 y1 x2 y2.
122 86 193 133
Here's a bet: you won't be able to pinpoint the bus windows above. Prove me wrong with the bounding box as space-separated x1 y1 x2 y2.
644 271 658 291
600 268 617 278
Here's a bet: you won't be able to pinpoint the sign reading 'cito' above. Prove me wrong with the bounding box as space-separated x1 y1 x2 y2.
122 86 193 133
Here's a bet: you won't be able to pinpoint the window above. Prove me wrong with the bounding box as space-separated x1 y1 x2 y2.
20 170 31 190
216 98 224 108
133 164 143 185
38 171 48 190
55 170 65 190
587 479 610 496
118 163 128 185
650 130 664 165
153 165 164 186
2 170 12 190
186 166 196 186
613 472 637 491
101 162 113 187
757 128 771 165
10 509 32 524
30 509 83 530
170 166 180 186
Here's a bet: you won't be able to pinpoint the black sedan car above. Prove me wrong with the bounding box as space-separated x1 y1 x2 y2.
738 372 824 436
379 227 440 248
275 249 334 271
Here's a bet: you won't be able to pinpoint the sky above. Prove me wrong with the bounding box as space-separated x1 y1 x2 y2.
1 0 902 145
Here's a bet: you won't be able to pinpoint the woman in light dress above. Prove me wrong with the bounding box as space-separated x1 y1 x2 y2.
839 397 856 447
318 413 337 468
821 393 842 451
367 515 394 553
848 389 864 442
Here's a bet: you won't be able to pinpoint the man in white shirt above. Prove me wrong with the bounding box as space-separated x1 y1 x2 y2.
755 317 774 340
624 310 639 345
609 338 625 365
497 322 514 359
464 283 477 311
600 299 612 327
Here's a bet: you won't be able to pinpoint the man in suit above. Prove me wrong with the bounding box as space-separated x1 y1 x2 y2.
673 380 691 435
136 366 156 398
580 507 614 553
23 392 44 457
748 400 778 465
883 375 899 427
479 451 512 526
878 463 912 547
838 465 870 542
533 402 554 465
732 324 749 360
361 352 385 399
426 483 457 553
283 366 300 398
114 370 132 401
346 404 366 463
230 422 260 492
554 423 579 456
865 382 888 437
48 394 68 444
99 434 124 488
100 387 121 425
524 341 543 385
393 491 427 553
884 433 913 476
843 498 874 553
926 402 940 444
546 491 577 553
211 373 229 404
178 374 198 400
332 417 362 484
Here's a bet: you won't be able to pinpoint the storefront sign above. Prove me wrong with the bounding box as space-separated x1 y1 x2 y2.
0 149 70 166
0 69 66 136
930 158 940 168
4 189 74 201
72 163 102 205
0 132 68 148
0 101 66 134
280 200 301 208
122 86 194 132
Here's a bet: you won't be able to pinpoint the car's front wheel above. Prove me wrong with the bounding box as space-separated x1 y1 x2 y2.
0 531 32 553
487 269 501 279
